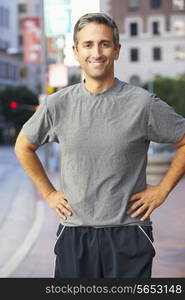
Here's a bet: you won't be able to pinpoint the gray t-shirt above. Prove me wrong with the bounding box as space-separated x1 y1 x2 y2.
22 78 185 227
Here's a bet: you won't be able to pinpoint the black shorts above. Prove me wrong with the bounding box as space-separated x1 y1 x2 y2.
54 225 155 278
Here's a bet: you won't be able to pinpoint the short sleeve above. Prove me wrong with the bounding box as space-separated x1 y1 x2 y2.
22 96 59 146
147 94 185 143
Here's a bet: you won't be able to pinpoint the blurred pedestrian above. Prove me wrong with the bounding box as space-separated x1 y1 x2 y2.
15 13 185 278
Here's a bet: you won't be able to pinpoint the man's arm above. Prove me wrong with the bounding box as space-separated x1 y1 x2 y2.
127 135 185 221
14 130 72 220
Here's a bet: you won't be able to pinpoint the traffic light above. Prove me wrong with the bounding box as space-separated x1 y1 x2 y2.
9 102 18 109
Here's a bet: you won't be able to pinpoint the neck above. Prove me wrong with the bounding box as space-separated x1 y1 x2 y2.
84 76 115 94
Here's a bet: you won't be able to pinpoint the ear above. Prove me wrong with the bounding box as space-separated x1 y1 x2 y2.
72 45 79 61
114 43 121 60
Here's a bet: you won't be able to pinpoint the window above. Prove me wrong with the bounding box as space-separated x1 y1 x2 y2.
20 67 28 78
12 65 17 80
4 63 9 79
128 0 140 11
19 34 23 46
7 64 12 79
153 47 161 60
0 62 18 79
150 0 161 9
130 23 138 36
18 4 27 13
130 48 139 61
175 46 185 60
174 20 185 36
152 21 160 35
172 0 185 10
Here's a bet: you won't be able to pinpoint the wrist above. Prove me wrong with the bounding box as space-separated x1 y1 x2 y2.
157 182 171 198
44 189 56 201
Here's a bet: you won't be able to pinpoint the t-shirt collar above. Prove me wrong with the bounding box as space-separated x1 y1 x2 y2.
82 77 121 96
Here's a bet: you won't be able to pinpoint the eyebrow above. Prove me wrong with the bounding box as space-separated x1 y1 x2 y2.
82 40 112 45
82 41 92 44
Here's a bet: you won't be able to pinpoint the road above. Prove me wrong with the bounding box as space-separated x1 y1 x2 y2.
0 145 184 277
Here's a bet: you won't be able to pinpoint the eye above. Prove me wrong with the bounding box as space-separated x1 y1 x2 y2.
83 43 91 48
101 42 111 48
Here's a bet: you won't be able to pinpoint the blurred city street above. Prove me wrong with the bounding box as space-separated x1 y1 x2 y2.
0 0 185 283
0 145 184 278
0 145 59 278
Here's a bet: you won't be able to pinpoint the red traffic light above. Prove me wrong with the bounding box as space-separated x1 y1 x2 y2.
10 101 18 109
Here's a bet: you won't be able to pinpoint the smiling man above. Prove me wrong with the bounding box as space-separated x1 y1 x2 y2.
15 13 185 278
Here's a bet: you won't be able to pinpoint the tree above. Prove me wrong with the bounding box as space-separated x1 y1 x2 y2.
0 86 39 144
143 75 185 117
0 85 39 126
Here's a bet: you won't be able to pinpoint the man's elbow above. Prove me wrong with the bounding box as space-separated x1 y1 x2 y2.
14 130 38 156
175 135 185 148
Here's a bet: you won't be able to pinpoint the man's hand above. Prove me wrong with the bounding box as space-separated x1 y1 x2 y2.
46 190 73 220
127 184 168 221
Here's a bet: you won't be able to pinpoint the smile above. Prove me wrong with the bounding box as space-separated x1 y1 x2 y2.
88 61 106 65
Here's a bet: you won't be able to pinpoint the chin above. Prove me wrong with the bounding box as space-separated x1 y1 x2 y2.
89 72 108 80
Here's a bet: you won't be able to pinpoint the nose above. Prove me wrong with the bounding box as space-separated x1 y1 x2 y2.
92 45 102 59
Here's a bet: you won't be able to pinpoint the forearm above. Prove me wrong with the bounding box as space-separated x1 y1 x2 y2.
15 146 56 200
158 145 185 196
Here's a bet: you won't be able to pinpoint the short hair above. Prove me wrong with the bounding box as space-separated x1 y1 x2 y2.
73 13 120 46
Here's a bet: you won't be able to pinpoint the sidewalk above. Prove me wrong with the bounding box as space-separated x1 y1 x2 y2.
0 146 37 277
8 143 60 277
151 177 185 277
10 169 60 278
0 145 59 278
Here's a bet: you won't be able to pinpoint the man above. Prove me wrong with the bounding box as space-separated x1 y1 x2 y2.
15 13 185 278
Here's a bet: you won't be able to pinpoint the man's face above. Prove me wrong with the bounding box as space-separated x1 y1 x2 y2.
73 23 120 81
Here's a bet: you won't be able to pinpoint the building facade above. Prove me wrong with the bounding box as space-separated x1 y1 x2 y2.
0 0 21 89
0 0 42 92
17 0 42 93
100 0 185 85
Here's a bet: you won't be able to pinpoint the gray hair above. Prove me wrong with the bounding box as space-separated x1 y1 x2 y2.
73 13 120 46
